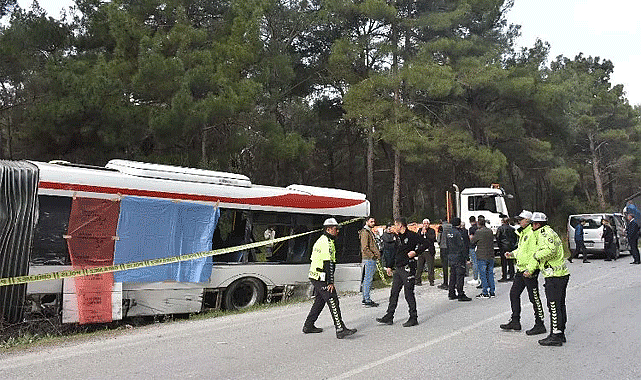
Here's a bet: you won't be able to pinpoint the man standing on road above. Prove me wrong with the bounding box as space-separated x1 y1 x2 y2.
303 218 357 339
571 219 590 263
376 217 421 327
446 217 472 302
359 216 380 307
496 217 517 281
500 210 546 336
470 216 495 299
626 211 640 264
467 216 480 287
416 219 437 286
529 212 570 346
437 218 452 290
601 218 616 262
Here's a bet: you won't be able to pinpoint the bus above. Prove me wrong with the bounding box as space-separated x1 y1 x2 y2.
0 160 369 324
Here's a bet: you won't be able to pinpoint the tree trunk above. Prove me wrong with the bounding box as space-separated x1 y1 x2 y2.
588 133 607 210
201 126 208 165
508 161 522 213
367 127 374 203
393 148 401 219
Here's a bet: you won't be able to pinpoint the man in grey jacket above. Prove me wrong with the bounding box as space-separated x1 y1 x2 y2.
437 218 451 290
470 216 496 298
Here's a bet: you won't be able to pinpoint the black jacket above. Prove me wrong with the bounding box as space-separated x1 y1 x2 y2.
388 229 421 269
496 224 518 252
627 219 639 243
602 224 614 246
381 231 397 267
418 227 436 255
446 226 469 264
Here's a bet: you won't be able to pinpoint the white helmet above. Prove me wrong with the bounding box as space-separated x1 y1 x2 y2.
323 218 339 226
517 210 533 220
531 212 548 222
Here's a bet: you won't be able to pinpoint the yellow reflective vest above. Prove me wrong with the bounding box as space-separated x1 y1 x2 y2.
513 224 538 272
309 234 336 281
533 225 570 278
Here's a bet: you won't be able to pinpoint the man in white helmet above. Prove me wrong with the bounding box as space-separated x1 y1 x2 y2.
499 210 546 336
529 212 570 346
303 218 357 339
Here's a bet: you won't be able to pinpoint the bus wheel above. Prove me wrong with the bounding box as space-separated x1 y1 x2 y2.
224 278 266 310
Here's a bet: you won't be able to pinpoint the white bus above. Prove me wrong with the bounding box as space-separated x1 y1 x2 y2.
0 160 369 324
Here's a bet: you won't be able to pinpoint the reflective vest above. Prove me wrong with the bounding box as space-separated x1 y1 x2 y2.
309 234 336 281
533 225 570 277
514 224 538 272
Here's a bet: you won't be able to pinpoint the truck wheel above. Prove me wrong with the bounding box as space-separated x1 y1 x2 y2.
224 278 266 310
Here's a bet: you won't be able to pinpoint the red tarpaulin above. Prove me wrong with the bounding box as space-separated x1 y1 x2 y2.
66 197 120 324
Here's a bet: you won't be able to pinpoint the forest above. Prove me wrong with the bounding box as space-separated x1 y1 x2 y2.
1 0 639 224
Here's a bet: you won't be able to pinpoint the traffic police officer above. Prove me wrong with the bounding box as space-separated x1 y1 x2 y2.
500 210 546 335
303 218 357 339
529 212 570 346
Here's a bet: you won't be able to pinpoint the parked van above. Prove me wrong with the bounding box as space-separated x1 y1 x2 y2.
567 213 629 257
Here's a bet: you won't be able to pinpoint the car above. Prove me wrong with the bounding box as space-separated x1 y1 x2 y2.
567 213 629 258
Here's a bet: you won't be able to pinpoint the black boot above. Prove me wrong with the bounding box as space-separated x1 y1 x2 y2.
526 320 547 335
500 318 521 331
538 333 563 346
302 325 323 334
376 314 393 325
336 327 357 339
402 318 418 327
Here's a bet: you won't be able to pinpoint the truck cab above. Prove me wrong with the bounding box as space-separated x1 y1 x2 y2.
455 186 510 233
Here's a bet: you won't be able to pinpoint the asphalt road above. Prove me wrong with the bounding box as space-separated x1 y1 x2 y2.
1 256 641 380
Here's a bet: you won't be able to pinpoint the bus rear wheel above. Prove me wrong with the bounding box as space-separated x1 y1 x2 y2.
224 278 266 310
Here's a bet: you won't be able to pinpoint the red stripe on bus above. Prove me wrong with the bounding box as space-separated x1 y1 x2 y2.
38 181 364 209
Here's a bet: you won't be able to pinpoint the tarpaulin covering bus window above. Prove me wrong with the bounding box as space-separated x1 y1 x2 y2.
66 197 120 324
0 161 39 324
113 197 219 283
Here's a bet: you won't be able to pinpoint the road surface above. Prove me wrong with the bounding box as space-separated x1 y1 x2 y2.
1 257 640 379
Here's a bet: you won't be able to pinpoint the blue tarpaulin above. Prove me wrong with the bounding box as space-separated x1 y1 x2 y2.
113 197 220 283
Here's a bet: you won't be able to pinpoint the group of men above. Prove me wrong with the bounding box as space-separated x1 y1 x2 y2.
302 211 571 347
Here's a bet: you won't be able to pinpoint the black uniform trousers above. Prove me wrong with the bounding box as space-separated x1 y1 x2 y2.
448 261 466 298
384 265 418 320
416 250 435 285
543 275 569 333
440 248 449 286
509 271 545 322
304 279 344 330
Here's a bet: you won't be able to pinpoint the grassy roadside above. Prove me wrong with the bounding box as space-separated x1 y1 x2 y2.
0 295 313 352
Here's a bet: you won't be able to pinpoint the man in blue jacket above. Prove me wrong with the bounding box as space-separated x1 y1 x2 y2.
571 219 589 263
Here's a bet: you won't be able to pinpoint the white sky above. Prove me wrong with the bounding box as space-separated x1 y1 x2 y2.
13 0 641 106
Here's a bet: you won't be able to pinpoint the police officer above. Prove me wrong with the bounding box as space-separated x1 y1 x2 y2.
376 217 421 327
528 212 570 346
500 210 546 336
303 218 357 339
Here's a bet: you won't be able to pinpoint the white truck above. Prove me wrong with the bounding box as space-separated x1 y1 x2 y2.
450 184 511 231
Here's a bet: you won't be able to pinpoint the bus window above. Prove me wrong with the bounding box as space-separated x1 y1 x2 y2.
31 195 72 265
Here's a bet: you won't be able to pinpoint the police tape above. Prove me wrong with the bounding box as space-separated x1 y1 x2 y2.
0 217 364 287
376 260 390 286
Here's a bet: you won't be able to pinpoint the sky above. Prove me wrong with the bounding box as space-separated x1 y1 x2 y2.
13 0 641 106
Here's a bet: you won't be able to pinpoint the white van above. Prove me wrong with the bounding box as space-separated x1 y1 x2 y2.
567 213 629 257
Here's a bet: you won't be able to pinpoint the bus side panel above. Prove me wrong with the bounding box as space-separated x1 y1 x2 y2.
0 161 39 324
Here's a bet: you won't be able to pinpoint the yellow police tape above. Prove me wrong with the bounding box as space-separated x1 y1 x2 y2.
376 260 391 286
0 217 364 287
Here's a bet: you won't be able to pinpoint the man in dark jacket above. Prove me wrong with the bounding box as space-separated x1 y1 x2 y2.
446 217 472 301
626 212 640 264
376 217 422 326
416 218 436 286
572 219 590 263
437 219 451 290
470 216 496 298
381 224 397 268
496 217 517 281
601 218 616 261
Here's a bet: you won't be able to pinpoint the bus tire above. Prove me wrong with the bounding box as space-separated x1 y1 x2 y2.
224 278 266 310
